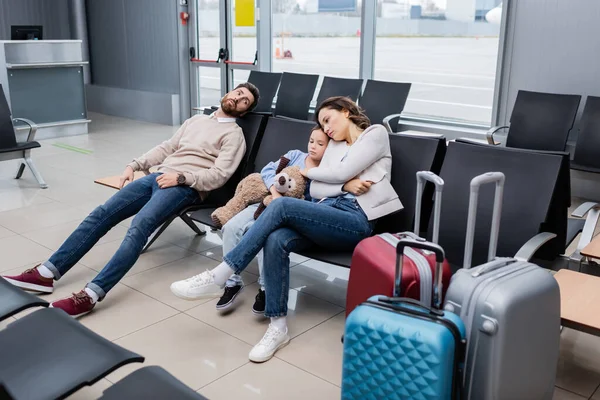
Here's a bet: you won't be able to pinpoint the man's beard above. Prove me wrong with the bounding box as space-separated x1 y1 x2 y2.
220 96 244 118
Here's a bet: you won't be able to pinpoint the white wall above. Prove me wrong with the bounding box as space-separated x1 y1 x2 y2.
497 0 600 126
496 0 600 199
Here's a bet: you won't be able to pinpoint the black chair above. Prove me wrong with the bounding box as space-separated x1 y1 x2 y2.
299 133 447 268
0 308 144 400
142 113 269 252
563 96 600 266
99 366 207 400
314 76 364 109
189 116 315 229
0 277 48 322
376 134 447 236
0 384 12 399
358 79 412 132
456 136 573 259
247 117 314 175
248 70 282 113
435 141 565 269
274 72 319 120
572 96 600 173
484 90 581 151
0 84 46 188
540 150 572 259
493 147 572 261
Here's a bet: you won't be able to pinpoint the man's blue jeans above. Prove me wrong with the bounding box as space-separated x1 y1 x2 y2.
43 173 200 299
223 196 373 317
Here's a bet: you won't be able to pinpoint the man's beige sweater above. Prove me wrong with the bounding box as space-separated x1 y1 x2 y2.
127 113 246 199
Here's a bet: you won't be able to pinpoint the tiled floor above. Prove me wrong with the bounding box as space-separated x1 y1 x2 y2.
1 113 599 399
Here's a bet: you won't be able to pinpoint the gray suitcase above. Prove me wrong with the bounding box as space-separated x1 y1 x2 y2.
443 172 561 400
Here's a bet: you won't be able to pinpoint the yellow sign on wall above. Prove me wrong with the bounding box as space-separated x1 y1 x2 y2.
235 0 255 27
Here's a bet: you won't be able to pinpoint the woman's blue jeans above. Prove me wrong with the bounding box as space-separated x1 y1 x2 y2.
223 196 373 317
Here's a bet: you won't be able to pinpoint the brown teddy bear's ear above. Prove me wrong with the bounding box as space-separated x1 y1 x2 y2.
276 157 291 174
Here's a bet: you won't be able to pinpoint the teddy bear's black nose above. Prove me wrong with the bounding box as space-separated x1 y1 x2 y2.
278 176 287 185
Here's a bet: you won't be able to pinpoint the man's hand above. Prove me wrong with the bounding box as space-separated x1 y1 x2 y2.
343 178 373 196
156 173 179 189
119 166 135 189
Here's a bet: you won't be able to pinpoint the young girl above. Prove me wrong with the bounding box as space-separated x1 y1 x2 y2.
171 127 329 313
172 96 402 363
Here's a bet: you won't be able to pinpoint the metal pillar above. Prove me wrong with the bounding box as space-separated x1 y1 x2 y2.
359 0 376 80
67 0 91 84
257 0 272 72
178 0 192 122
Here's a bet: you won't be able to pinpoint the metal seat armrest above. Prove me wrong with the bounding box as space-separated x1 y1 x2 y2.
572 202 600 218
13 118 38 142
570 203 600 254
455 137 499 146
486 125 508 145
382 113 403 133
514 232 557 261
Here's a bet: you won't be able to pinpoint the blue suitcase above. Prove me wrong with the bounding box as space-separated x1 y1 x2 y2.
342 239 466 400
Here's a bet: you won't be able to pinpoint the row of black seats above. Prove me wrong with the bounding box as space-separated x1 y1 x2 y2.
0 277 207 400
181 111 572 273
211 71 412 131
465 89 600 176
456 90 600 260
226 72 600 174
252 73 600 177
235 76 600 245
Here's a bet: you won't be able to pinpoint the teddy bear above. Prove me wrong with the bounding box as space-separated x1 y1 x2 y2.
210 156 307 229
252 163 306 220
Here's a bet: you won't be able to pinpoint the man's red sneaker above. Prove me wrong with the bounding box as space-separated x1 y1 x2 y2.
3 267 54 293
50 290 96 318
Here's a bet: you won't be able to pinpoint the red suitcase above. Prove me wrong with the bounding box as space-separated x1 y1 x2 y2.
345 171 452 316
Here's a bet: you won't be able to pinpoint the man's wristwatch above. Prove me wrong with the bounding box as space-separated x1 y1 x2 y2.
177 173 186 185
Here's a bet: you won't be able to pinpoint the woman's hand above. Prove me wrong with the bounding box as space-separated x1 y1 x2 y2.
300 168 310 178
343 178 373 196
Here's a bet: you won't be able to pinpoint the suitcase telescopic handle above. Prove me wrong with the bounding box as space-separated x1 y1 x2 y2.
471 258 516 277
396 239 445 262
396 238 446 308
396 231 423 241
375 296 444 317
463 172 505 269
414 171 444 243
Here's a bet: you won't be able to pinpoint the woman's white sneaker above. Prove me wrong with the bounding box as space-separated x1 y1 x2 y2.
170 270 223 300
249 324 290 363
